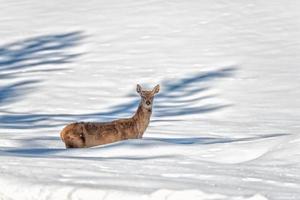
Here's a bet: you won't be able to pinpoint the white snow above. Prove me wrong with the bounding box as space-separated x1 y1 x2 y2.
0 0 300 199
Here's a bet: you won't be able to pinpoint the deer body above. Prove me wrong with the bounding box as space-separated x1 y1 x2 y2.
60 84 159 148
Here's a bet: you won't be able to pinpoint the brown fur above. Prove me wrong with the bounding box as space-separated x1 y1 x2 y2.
60 84 160 148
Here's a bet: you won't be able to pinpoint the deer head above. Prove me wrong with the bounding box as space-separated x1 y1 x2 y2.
136 84 160 110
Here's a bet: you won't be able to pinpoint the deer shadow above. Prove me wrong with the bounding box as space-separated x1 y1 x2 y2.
142 133 289 145
2 133 289 160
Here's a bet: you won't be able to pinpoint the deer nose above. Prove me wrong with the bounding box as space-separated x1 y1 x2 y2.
146 100 151 105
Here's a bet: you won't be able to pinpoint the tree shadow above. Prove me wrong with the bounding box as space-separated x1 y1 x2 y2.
0 31 84 108
0 32 84 130
0 31 83 72
84 67 236 119
103 67 235 119
0 67 235 129
0 80 39 106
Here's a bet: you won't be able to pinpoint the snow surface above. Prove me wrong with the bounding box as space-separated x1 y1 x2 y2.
0 0 300 199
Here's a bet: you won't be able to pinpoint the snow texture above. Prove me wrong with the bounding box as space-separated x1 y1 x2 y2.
0 0 299 199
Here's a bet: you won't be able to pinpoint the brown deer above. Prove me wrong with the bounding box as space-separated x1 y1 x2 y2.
60 84 160 148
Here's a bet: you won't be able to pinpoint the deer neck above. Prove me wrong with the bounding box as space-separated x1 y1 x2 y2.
132 102 152 137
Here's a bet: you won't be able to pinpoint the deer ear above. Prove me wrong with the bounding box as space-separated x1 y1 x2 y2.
152 84 160 94
136 84 142 94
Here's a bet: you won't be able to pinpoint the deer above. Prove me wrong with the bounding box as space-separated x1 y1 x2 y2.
60 84 160 148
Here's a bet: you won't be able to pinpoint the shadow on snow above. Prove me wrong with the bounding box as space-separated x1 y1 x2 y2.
0 31 84 128
3 133 289 160
0 66 235 129
0 32 248 158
